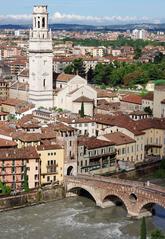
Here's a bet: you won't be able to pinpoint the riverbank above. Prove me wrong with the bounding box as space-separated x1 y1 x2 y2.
0 185 65 212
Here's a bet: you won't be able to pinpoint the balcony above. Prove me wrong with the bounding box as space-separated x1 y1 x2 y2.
47 165 58 174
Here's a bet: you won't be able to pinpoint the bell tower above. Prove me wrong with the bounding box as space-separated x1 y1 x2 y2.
29 5 53 108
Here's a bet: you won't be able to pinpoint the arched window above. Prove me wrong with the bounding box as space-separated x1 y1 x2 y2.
42 17 45 28
43 79 46 87
38 20 40 29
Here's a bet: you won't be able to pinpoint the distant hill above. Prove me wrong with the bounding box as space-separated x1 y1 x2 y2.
0 23 165 32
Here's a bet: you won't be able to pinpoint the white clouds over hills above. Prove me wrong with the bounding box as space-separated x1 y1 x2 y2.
0 12 161 25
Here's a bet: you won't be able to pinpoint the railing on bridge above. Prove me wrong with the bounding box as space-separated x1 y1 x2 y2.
65 174 165 195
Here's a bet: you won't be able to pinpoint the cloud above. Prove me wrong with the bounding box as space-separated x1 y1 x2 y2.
50 12 160 25
0 12 162 25
0 14 32 24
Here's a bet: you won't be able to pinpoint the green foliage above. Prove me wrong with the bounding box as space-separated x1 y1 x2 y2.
153 158 165 179
64 58 86 78
23 171 29 193
151 229 165 239
144 106 153 115
87 67 94 84
64 38 153 49
134 47 142 59
80 102 85 118
7 114 16 121
140 217 147 239
0 180 11 194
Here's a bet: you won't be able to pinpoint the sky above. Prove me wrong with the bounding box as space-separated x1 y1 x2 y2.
0 0 164 25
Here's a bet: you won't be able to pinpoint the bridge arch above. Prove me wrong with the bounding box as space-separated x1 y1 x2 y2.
102 193 129 213
138 201 165 216
67 184 100 204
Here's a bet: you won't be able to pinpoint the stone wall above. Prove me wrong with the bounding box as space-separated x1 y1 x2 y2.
0 185 65 211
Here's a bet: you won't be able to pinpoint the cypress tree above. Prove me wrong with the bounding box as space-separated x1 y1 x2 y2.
140 217 147 239
80 102 85 118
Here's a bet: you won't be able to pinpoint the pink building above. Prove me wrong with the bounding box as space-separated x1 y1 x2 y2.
0 147 40 192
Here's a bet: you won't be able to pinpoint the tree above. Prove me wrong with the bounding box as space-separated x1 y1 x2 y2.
64 58 86 78
144 106 153 115
134 47 142 59
80 102 85 118
23 169 29 192
64 64 74 74
87 67 94 84
151 229 165 239
140 217 147 239
154 52 164 64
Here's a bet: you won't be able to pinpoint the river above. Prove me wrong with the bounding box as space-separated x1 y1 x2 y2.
0 197 165 239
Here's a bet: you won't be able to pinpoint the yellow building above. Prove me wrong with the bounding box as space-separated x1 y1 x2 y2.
37 144 64 186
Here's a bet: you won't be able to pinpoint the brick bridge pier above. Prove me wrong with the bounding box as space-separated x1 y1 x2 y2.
65 175 165 218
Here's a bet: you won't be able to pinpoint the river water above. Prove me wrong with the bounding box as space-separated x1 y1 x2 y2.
0 197 165 239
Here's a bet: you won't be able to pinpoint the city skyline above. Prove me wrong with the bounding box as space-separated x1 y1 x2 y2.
0 0 164 25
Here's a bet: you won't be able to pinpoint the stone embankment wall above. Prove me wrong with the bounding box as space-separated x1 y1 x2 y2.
0 185 65 211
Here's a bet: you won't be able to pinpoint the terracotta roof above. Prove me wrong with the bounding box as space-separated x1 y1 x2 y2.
78 136 115 149
95 113 145 136
48 123 76 132
121 94 142 105
73 96 94 103
17 133 41 142
96 89 117 98
56 73 75 82
103 132 136 146
0 111 8 116
142 92 154 101
37 144 62 151
0 138 17 148
2 98 25 107
0 147 39 160
133 118 165 131
59 116 95 124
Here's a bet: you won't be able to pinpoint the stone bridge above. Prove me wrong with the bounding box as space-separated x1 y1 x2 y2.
65 175 165 218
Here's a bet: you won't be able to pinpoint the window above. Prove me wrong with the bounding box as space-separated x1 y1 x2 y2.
54 152 56 156
47 176 50 182
38 20 40 28
69 141 72 147
53 176 56 181
122 148 125 155
137 145 139 151
43 79 46 87
42 17 45 28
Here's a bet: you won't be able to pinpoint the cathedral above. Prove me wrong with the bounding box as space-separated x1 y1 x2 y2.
10 5 97 116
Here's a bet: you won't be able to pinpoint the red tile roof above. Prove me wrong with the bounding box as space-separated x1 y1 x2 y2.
121 94 142 105
103 132 135 146
78 136 115 149
73 96 94 103
0 147 39 160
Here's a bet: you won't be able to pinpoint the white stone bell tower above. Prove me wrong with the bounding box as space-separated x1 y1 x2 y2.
29 5 53 108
